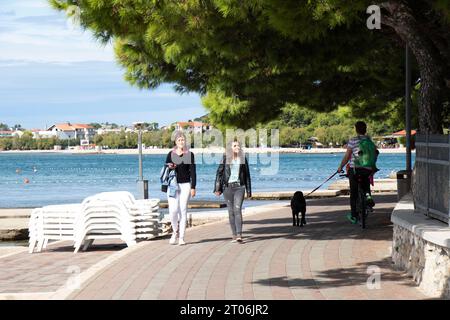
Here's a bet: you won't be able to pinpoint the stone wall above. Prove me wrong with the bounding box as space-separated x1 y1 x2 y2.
392 224 450 299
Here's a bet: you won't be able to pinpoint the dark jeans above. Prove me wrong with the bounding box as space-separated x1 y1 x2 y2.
223 185 245 236
348 168 372 218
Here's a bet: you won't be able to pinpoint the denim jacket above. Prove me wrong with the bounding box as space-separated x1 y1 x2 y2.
160 165 179 197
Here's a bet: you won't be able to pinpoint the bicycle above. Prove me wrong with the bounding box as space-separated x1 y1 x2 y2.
339 169 374 229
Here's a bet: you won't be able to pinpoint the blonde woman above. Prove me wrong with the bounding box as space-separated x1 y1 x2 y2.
214 139 251 243
166 131 196 245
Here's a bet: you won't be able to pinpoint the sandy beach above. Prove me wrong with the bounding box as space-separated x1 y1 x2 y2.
0 147 411 155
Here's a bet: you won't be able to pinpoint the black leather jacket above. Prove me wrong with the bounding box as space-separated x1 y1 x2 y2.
214 155 251 197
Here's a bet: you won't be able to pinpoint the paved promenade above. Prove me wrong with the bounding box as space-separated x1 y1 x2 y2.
0 194 426 300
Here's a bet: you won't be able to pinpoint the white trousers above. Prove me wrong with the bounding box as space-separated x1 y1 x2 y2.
167 182 191 240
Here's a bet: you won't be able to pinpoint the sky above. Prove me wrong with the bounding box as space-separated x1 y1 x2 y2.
0 0 205 129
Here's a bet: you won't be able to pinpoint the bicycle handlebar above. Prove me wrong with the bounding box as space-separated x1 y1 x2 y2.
338 170 347 178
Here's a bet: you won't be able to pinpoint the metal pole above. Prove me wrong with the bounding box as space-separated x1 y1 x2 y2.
405 45 412 173
135 124 148 199
138 127 143 181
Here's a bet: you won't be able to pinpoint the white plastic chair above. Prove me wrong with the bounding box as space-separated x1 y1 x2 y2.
28 204 81 253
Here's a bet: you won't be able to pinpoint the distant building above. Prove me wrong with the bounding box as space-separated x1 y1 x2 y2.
175 121 212 134
0 130 13 138
306 137 324 148
31 129 45 139
97 128 123 135
0 130 24 138
45 123 96 140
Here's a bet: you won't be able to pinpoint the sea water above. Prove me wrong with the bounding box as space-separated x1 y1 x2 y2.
0 152 413 208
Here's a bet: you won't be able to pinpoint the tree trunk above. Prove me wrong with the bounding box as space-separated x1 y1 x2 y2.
382 1 445 134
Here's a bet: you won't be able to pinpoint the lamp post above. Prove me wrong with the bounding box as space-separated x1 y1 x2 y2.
397 44 413 200
405 45 412 173
133 122 148 199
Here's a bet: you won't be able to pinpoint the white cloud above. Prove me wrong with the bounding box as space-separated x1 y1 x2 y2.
12 0 54 9
0 1 206 128
0 0 114 63
0 60 29 67
44 92 182 104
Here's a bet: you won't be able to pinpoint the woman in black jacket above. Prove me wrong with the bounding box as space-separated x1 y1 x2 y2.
214 139 251 243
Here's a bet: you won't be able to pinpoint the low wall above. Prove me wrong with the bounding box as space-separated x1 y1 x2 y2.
391 194 450 299
328 178 397 194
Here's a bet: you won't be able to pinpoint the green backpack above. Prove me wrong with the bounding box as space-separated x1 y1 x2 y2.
354 137 378 170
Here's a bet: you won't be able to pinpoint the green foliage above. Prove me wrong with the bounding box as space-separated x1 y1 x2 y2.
264 104 404 147
0 138 12 150
98 131 138 149
0 136 70 150
278 127 312 147
49 0 449 132
202 91 255 129
193 114 210 122
100 122 120 129
49 0 416 128
145 122 159 131
0 123 9 131
89 123 102 129
142 131 164 147
95 127 173 149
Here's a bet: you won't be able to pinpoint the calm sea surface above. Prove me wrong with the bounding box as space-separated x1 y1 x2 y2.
0 152 413 208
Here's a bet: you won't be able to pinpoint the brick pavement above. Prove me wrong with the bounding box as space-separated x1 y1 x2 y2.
0 195 427 300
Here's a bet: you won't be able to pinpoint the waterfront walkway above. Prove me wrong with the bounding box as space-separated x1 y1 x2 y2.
0 194 426 300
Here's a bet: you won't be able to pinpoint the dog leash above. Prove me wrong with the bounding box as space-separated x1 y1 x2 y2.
304 171 339 199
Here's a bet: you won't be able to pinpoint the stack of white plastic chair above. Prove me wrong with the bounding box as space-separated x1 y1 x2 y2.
28 208 42 253
73 192 161 253
28 204 81 253
95 191 162 241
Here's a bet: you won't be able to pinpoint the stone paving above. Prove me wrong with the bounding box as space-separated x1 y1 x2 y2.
0 240 126 296
0 194 427 300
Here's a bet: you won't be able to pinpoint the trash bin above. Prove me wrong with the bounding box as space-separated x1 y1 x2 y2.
396 170 411 200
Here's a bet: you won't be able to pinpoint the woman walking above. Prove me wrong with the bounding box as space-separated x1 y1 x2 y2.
165 131 196 245
214 139 251 243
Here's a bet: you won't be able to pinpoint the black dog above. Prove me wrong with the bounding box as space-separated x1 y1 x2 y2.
291 191 307 227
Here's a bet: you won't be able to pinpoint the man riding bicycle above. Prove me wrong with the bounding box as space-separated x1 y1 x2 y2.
337 121 378 224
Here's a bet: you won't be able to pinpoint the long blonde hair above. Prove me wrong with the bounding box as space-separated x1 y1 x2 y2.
225 138 245 164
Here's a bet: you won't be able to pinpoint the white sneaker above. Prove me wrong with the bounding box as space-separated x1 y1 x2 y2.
178 239 186 246
169 234 177 245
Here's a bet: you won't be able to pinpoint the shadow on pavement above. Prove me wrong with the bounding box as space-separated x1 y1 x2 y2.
252 257 419 290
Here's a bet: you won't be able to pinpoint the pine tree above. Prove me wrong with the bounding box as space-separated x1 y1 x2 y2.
50 0 449 133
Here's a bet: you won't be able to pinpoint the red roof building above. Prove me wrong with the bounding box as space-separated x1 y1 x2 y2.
393 130 417 136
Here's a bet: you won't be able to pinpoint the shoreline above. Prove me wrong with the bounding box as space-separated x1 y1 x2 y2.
0 147 411 155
